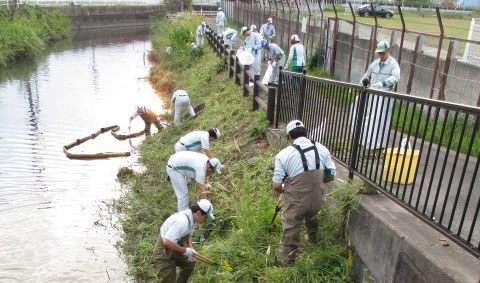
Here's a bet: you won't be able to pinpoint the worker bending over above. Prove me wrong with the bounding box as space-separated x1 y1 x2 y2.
129 106 162 136
175 128 220 159
168 89 195 126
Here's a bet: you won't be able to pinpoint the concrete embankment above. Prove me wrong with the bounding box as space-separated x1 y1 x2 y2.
45 6 160 30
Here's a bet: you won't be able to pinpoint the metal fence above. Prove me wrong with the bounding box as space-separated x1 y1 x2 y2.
205 23 480 258
221 0 480 108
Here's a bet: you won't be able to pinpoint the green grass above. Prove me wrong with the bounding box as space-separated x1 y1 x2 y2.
117 14 358 282
0 5 70 67
391 102 480 156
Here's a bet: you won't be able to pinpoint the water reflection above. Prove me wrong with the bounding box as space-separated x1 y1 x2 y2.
0 26 157 282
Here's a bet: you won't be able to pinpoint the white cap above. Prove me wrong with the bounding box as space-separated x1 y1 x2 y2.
218 7 222 11
209 158 224 174
375 40 390 53
197 199 215 221
240 26 248 35
201 21 206 26
250 24 257 31
291 34 300 42
211 127 220 138
267 17 273 23
286 120 305 134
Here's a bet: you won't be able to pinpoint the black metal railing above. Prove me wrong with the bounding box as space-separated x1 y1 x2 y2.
205 21 480 258
276 70 480 258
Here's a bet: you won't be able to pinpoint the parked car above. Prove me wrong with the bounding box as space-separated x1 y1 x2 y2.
356 5 394 18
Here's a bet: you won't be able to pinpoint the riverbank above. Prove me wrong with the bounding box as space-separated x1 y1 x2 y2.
0 6 70 67
117 14 357 282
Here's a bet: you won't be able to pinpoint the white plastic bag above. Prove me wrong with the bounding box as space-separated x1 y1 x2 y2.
237 47 255 65
262 64 273 85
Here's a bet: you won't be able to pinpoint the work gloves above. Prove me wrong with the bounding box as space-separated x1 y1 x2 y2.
205 183 212 189
371 82 383 88
167 109 173 115
183 247 197 262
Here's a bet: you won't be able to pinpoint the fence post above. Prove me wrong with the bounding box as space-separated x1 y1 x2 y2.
406 35 422 95
430 7 444 99
370 3 378 64
253 75 260 110
329 2 338 76
243 65 250 97
235 56 241 85
317 1 324 68
229 50 235 78
275 67 283 128
297 68 308 120
293 0 300 35
347 1 356 83
437 40 456 101
267 86 276 125
349 82 369 179
220 38 225 56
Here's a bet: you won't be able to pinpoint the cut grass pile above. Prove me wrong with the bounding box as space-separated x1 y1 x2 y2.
116 14 358 282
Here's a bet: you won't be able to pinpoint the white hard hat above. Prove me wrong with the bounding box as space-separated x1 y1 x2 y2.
286 120 305 134
218 7 222 11
250 24 257 31
240 26 248 35
267 17 273 23
209 158 224 174
375 40 390 53
210 127 220 138
197 199 215 221
291 34 300 42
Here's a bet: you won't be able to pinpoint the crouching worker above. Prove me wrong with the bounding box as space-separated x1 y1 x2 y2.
129 106 162 136
153 199 215 283
167 151 224 211
168 89 195 126
272 120 336 266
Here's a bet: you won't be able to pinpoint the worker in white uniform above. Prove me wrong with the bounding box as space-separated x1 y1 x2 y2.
285 34 306 73
129 106 163 136
195 21 206 46
174 128 220 159
241 26 263 76
272 120 336 266
166 151 223 211
222 27 237 50
153 199 214 283
356 40 400 149
261 39 285 85
168 89 195 126
260 18 276 42
216 7 226 35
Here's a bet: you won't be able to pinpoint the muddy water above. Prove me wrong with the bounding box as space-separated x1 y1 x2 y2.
0 27 161 282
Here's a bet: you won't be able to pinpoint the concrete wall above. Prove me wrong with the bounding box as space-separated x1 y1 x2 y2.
46 6 160 30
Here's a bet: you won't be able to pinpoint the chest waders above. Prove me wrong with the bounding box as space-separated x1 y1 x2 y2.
153 212 196 283
278 141 326 266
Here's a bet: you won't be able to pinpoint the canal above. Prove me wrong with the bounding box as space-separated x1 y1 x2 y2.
0 27 161 282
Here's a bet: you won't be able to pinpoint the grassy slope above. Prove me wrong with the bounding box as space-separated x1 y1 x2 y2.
0 6 70 67
117 14 357 282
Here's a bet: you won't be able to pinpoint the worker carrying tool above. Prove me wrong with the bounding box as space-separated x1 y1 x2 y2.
129 106 162 136
153 199 215 283
168 89 195 126
174 128 220 159
271 120 336 266
167 151 224 211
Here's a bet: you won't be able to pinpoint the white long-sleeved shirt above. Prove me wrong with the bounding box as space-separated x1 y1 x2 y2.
243 32 263 56
167 151 209 185
178 131 210 151
286 43 306 68
216 11 226 26
265 43 284 60
360 55 400 91
272 137 336 183
260 23 276 40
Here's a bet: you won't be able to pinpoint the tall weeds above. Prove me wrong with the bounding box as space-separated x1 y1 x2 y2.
0 6 70 67
117 14 357 282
